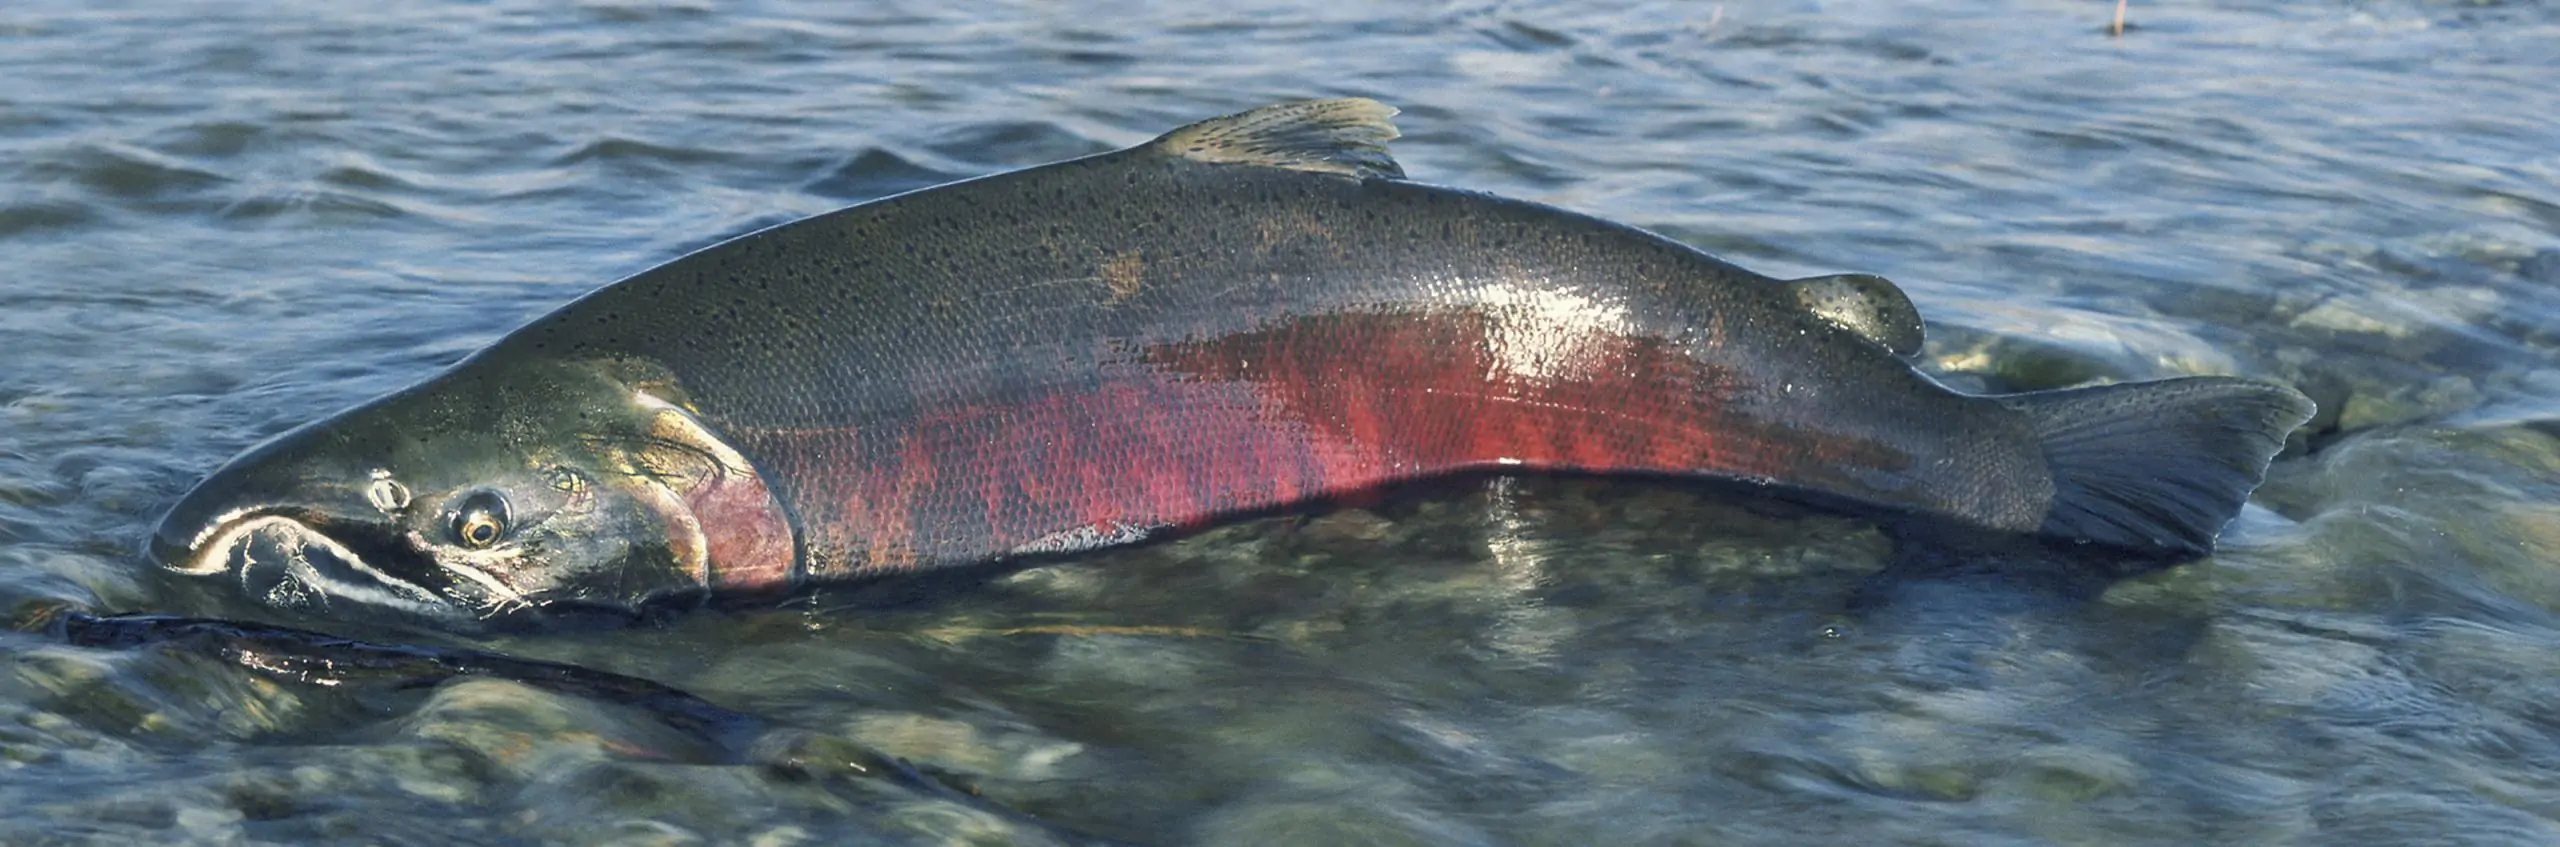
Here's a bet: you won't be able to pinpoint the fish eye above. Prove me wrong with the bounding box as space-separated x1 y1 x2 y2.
450 490 511 549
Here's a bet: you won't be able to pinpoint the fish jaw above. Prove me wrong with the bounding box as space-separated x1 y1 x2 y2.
149 427 499 629
161 509 480 626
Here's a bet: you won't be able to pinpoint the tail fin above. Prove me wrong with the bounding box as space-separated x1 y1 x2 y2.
2003 377 2314 557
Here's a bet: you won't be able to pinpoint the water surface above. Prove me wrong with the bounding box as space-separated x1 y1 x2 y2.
5 1 2559 843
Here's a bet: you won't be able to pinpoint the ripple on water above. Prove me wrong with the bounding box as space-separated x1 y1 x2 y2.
37 143 231 204
804 147 966 203
6 122 460 230
924 120 1113 169
551 136 741 170
213 190 416 225
0 200 103 237
141 119 273 160
2200 612 2560 844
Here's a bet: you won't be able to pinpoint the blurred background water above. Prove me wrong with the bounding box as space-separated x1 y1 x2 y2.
4 0 2558 844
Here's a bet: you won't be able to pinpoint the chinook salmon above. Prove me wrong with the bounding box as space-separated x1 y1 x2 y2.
151 99 2312 631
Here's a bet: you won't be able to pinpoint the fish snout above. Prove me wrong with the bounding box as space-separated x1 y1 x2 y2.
151 417 396 576
157 504 477 624
148 505 217 577
151 459 481 625
151 457 353 575
152 474 278 577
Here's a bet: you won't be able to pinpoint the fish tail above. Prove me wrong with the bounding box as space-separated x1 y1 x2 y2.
2003 376 2315 557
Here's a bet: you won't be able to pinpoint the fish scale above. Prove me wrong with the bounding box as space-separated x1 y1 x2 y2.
150 99 2313 631
513 159 2020 577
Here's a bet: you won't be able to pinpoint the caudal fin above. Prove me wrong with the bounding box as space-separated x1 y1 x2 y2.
2003 376 2314 557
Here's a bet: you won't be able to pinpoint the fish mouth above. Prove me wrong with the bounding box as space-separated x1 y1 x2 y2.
157 509 479 626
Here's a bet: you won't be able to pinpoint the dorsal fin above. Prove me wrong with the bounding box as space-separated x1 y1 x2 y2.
1144 98 1405 179
1786 273 1925 358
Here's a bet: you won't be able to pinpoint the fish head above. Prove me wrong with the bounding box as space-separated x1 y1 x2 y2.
151 358 794 632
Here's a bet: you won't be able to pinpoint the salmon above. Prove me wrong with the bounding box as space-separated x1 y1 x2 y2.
149 99 2312 630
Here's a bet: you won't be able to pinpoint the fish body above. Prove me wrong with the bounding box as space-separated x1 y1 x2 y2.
152 100 2312 630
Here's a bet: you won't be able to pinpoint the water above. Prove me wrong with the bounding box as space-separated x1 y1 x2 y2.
5 0 2559 843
